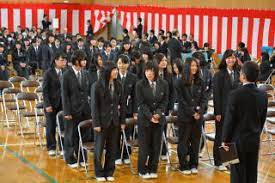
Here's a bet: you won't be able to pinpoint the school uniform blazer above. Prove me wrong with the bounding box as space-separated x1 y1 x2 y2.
136 78 169 127
213 69 240 116
42 67 62 110
117 72 138 116
61 68 91 117
175 78 208 123
222 84 268 152
91 79 126 129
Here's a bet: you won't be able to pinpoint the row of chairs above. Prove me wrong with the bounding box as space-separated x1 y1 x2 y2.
0 77 45 146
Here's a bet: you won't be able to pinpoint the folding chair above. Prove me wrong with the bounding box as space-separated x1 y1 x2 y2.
0 81 14 117
258 84 274 100
77 119 94 175
200 113 216 165
161 115 178 170
56 111 65 159
2 88 23 128
8 76 26 88
262 110 275 155
121 118 139 174
20 80 40 92
16 92 44 144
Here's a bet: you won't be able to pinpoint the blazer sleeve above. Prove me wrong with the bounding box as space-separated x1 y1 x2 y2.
199 83 209 115
90 82 101 128
136 81 153 121
260 93 268 129
42 71 51 108
61 74 72 116
222 92 238 142
132 76 138 114
213 72 222 115
175 79 195 115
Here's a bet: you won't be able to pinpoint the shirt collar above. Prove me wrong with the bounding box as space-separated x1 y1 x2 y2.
72 66 80 76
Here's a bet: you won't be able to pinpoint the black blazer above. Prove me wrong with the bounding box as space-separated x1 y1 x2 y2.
41 44 54 71
213 69 240 116
167 37 183 61
61 68 91 117
136 78 169 127
91 79 126 129
200 66 213 98
28 45 41 64
175 78 208 123
12 49 27 66
222 84 268 152
42 67 62 110
117 72 138 117
101 51 116 63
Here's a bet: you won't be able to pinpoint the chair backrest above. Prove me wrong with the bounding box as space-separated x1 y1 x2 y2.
16 92 38 101
268 101 275 107
21 80 40 88
78 119 93 130
3 88 21 94
266 110 275 117
8 76 26 83
35 86 43 93
166 115 178 124
258 84 274 92
56 111 64 131
0 81 13 90
203 113 215 121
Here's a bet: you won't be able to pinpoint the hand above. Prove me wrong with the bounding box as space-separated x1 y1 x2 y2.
194 113 200 120
0 65 5 70
64 115 72 120
45 106 53 113
216 115 222 122
153 114 160 120
121 124 126 130
20 62 26 68
221 142 229 152
133 113 138 120
151 117 159 123
94 127 101 132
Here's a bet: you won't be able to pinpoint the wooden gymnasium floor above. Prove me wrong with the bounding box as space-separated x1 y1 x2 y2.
0 111 274 183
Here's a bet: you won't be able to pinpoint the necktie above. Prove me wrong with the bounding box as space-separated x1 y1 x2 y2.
151 82 156 97
160 73 164 79
109 82 114 98
77 71 82 86
230 72 234 87
121 75 126 87
57 70 62 81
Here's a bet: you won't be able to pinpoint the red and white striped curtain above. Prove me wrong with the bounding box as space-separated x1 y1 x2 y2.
117 6 275 58
0 4 114 35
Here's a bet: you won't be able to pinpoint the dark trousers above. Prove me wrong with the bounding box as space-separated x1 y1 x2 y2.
14 64 29 79
177 120 202 170
138 123 162 174
230 150 259 183
213 119 223 166
116 125 133 160
45 109 61 151
94 123 120 177
64 114 90 164
161 124 167 155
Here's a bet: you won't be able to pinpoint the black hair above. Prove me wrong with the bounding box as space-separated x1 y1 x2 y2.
117 54 130 64
103 41 112 49
261 52 269 61
138 17 142 23
97 37 105 43
241 61 259 82
192 51 207 67
172 58 183 75
101 61 117 86
150 29 155 34
238 42 245 49
182 57 201 86
71 50 86 65
182 33 188 37
218 49 239 71
131 50 141 61
77 38 84 43
204 42 210 48
144 61 159 81
123 29 129 34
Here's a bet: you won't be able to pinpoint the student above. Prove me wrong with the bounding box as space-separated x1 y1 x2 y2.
115 54 138 165
175 57 207 175
43 52 67 156
91 61 126 182
213 49 240 171
222 62 267 183
136 61 169 179
61 50 91 168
